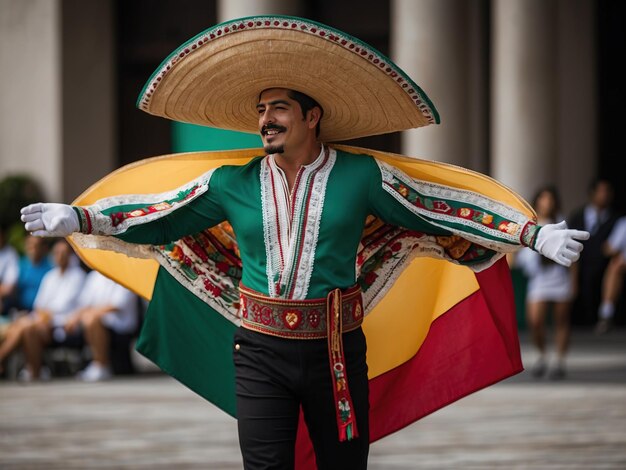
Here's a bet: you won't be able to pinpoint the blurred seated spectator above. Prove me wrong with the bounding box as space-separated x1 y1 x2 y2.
15 234 53 312
0 238 85 380
0 224 19 317
64 270 139 382
596 215 626 334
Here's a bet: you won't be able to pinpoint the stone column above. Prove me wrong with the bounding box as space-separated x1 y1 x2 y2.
0 0 62 201
555 0 596 215
0 0 115 204
218 0 302 22
60 0 115 203
491 0 557 202
391 0 488 171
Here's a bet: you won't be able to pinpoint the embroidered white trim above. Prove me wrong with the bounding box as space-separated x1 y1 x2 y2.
260 158 287 296
74 231 242 325
290 149 335 299
71 233 155 259
85 168 217 236
260 146 335 299
359 231 503 315
375 159 527 253
153 248 241 325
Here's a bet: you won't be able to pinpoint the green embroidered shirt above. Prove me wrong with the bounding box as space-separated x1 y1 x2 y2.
79 148 536 300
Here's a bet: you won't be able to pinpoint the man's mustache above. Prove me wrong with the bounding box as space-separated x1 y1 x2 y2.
261 124 287 135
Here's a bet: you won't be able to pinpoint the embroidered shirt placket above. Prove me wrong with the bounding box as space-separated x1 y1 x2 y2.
273 161 304 293
261 146 334 299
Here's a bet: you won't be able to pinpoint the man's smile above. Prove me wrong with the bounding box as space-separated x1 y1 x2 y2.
262 124 287 137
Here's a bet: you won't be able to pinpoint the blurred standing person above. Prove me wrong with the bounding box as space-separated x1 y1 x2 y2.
512 186 574 379
567 178 619 326
0 239 85 380
595 215 626 333
64 270 139 382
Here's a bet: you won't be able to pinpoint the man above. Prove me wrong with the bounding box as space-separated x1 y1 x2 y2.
567 178 619 326
0 234 52 377
0 239 85 380
20 16 589 470
15 234 52 312
65 269 139 382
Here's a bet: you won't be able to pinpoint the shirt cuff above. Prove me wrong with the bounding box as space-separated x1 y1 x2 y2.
520 220 540 249
72 206 93 234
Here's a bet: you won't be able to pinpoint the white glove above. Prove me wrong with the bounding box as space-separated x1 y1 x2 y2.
20 203 80 237
534 221 590 267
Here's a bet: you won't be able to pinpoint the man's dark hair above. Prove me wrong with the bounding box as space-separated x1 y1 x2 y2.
588 177 614 194
286 90 323 137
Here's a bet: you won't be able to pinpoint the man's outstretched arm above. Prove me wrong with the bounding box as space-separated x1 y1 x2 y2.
368 157 590 269
21 168 226 245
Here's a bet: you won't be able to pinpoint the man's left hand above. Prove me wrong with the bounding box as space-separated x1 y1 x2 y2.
534 221 590 267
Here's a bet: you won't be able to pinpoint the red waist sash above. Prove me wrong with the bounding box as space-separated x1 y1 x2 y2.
238 284 362 442
238 284 363 339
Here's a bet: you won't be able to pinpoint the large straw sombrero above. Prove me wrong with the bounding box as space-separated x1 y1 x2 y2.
137 15 440 142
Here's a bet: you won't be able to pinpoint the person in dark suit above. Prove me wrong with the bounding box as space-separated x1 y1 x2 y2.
567 178 620 326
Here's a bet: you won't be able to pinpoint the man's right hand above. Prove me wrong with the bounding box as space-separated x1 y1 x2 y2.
20 203 79 237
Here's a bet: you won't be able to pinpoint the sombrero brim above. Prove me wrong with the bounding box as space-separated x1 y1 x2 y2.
137 15 440 142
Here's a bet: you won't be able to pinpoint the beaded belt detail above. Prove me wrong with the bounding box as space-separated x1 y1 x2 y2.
238 284 363 339
238 284 362 442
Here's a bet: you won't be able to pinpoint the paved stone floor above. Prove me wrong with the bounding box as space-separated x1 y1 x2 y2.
1 328 625 469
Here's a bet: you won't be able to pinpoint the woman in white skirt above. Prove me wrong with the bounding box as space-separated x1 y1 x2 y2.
512 186 575 379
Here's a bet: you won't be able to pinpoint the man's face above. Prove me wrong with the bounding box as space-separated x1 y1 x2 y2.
257 88 311 155
592 181 613 209
52 240 71 270
24 235 47 263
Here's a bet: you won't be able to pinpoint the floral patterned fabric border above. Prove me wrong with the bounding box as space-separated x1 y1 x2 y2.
72 168 216 236
153 222 243 324
376 160 539 255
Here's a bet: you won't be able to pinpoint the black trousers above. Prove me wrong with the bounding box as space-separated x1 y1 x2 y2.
233 326 370 470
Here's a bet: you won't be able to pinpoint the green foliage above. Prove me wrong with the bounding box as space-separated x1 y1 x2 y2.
0 174 46 254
